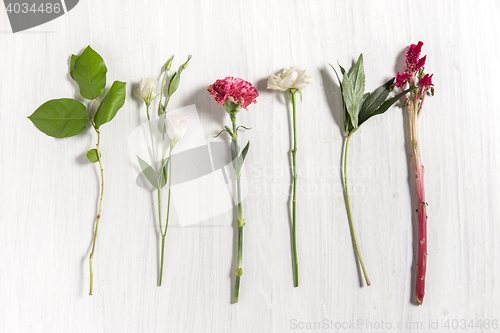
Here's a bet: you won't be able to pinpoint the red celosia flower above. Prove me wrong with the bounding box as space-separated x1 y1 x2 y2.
207 77 259 110
405 41 426 73
396 71 412 88
419 74 434 88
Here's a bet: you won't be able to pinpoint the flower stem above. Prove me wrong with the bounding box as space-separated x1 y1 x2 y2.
158 147 173 286
409 97 427 305
289 91 299 287
145 102 158 174
232 119 245 303
343 133 371 286
89 129 104 295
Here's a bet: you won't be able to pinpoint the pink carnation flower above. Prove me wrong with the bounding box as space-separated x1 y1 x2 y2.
207 77 259 110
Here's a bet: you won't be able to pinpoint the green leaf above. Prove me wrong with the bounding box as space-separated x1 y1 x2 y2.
158 159 168 189
93 81 126 129
137 155 159 189
240 141 250 164
86 148 99 163
167 72 180 96
70 54 78 74
70 46 107 100
341 54 366 130
358 78 394 126
368 86 417 118
28 98 88 138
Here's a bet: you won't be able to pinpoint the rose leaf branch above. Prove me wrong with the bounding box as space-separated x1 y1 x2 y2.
28 46 126 295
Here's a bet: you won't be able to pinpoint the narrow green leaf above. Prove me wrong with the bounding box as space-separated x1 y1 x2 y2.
71 46 107 100
93 81 126 129
87 148 99 163
158 159 168 189
241 141 250 163
168 72 180 96
338 62 346 76
137 155 159 189
28 98 88 138
369 86 417 118
358 78 394 126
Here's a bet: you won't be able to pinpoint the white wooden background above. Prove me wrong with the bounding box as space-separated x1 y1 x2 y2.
1 1 499 332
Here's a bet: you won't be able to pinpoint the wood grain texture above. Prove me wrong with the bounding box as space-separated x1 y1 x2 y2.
1 0 499 332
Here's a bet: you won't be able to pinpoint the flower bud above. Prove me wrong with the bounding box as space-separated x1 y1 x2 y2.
136 78 157 105
165 56 174 71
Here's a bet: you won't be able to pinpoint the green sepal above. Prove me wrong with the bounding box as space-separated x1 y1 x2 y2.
86 148 99 163
137 155 159 189
93 81 126 129
28 98 88 138
70 46 107 100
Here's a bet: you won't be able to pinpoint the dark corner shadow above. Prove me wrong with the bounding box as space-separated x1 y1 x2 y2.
320 65 364 287
394 47 420 305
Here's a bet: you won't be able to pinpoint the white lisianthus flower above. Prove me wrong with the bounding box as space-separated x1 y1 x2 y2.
267 66 313 91
136 78 158 105
166 114 191 147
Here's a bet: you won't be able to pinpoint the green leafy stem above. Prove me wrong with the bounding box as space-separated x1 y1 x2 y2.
136 56 191 286
28 46 126 295
331 54 416 286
